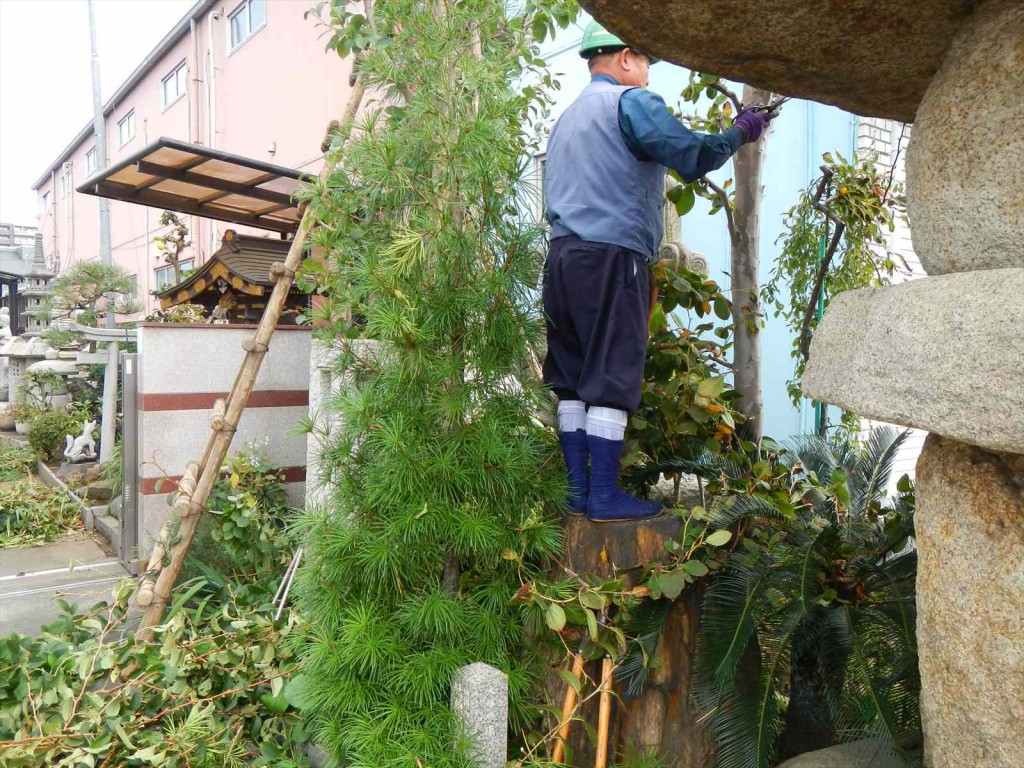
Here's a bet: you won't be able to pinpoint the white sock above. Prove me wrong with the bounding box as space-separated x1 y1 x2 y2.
557 400 587 433
586 406 627 441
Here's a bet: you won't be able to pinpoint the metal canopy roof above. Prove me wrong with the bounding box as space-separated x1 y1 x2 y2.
76 137 314 235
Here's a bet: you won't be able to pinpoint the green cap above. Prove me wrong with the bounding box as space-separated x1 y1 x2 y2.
578 21 659 64
579 21 626 58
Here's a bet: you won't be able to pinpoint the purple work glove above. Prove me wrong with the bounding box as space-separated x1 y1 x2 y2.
734 108 776 143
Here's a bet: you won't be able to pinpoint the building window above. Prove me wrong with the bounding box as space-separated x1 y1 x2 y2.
229 0 266 51
86 148 97 174
155 258 195 291
41 191 50 213
118 111 136 147
60 166 73 198
162 61 187 108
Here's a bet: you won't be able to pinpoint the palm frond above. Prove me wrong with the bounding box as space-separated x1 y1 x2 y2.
708 492 790 530
617 599 673 697
849 428 907 519
703 607 804 768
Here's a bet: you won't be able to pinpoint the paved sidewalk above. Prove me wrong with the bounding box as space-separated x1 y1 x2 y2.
0 535 132 636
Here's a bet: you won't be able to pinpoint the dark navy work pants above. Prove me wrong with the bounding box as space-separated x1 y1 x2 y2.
542 236 651 412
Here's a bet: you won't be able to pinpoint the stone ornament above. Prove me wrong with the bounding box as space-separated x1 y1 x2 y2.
64 419 98 462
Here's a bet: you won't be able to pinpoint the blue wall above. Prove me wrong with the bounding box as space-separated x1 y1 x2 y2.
537 19 856 442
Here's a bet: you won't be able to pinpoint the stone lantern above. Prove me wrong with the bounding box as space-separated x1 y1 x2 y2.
581 2 1021 766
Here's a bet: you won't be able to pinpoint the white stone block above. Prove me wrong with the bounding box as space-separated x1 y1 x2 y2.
451 662 508 768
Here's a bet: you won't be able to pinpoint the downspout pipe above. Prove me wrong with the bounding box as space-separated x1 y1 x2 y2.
206 7 221 258
189 16 201 262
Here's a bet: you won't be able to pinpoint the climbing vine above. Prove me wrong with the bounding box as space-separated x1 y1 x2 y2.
763 150 908 410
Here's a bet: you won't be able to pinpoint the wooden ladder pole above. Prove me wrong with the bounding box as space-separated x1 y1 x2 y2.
552 651 586 764
594 655 614 768
134 77 366 640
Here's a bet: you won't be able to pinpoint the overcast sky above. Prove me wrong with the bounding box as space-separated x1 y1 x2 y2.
0 0 195 225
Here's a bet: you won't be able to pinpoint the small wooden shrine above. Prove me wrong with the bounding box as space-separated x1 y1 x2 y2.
155 230 306 324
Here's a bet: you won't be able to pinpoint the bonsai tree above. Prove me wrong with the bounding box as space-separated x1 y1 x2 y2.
44 262 141 347
152 211 192 286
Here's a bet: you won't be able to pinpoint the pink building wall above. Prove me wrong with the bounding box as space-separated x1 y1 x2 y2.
35 0 353 314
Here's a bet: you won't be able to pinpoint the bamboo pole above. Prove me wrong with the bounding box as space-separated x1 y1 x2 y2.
552 651 586 764
134 76 367 640
594 655 614 768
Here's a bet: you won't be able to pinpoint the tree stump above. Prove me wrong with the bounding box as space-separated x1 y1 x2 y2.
550 513 715 767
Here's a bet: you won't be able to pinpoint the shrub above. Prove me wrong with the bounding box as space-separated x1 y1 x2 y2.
206 447 292 575
28 407 82 461
622 261 741 501
146 303 208 324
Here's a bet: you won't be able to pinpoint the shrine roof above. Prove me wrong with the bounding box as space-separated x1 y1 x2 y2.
155 230 296 304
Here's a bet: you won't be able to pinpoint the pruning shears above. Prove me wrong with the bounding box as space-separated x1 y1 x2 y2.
749 96 791 115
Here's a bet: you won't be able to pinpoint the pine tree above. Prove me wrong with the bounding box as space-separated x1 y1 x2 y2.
289 2 578 764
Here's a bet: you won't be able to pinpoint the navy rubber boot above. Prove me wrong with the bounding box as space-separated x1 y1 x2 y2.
558 429 589 515
586 435 661 522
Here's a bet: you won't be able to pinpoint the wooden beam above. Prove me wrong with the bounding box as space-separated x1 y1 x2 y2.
193 171 280 205
136 160 294 206
94 180 296 234
135 153 209 193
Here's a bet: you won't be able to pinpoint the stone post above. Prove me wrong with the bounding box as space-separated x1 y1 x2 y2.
450 662 508 768
100 340 119 464
803 2 1024 765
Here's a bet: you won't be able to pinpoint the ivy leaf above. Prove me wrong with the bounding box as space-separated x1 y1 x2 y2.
682 560 709 577
558 669 583 695
545 603 567 632
586 608 599 641
713 297 731 320
659 570 687 600
580 590 606 611
696 376 727 400
705 529 732 547
675 185 696 216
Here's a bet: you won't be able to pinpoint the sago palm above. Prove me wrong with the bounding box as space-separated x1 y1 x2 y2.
693 427 920 768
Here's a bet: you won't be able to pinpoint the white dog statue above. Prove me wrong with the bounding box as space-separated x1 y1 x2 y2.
64 420 98 462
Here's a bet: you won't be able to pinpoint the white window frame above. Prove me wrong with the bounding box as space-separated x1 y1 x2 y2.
228 0 266 52
59 165 73 198
41 191 51 213
161 60 188 109
86 147 97 174
125 274 138 304
118 111 136 147
155 258 195 291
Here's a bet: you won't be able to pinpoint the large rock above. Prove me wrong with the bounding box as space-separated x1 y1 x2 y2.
915 436 1024 767
906 0 1024 275
802 269 1024 454
776 738 909 768
581 0 975 121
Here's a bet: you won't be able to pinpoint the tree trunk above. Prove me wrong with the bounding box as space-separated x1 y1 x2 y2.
547 515 715 766
730 85 770 441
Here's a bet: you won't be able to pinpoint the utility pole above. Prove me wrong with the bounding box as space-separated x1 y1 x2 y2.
87 0 115 328
88 0 117 465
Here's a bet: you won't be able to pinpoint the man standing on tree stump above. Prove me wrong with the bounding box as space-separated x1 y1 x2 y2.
543 21 774 522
